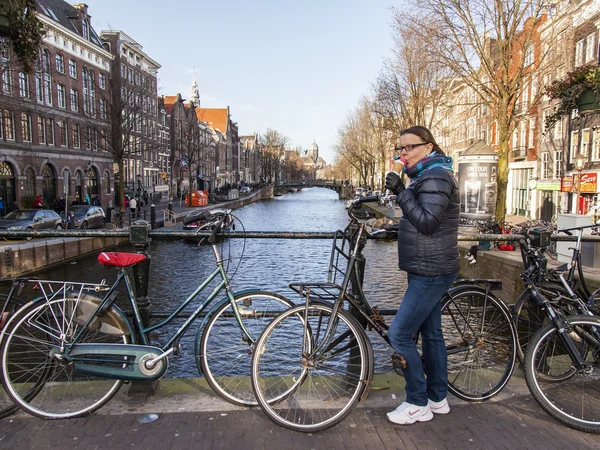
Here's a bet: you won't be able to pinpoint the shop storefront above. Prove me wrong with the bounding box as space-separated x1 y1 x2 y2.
561 172 598 215
536 180 561 222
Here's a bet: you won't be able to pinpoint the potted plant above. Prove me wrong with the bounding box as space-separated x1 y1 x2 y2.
544 63 600 132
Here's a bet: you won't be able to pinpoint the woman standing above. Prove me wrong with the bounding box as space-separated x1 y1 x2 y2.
384 126 460 425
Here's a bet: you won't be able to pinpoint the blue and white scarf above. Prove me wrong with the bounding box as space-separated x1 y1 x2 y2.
404 151 454 180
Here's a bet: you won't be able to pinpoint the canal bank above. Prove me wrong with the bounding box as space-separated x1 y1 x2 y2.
0 187 274 278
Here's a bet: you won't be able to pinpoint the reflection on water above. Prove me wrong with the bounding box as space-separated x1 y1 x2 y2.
33 187 406 377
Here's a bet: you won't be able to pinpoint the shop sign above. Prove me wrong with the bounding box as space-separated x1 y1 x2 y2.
580 173 597 193
535 180 561 191
561 176 573 192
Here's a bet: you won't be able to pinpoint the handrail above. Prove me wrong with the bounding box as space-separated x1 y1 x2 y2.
1 228 600 241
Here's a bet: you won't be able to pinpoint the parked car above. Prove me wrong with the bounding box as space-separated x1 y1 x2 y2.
0 209 63 237
60 205 106 229
240 186 251 194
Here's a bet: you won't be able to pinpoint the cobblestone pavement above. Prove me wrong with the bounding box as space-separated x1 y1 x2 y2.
1 389 600 450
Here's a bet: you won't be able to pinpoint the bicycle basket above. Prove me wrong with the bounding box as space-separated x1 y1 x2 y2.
527 227 551 248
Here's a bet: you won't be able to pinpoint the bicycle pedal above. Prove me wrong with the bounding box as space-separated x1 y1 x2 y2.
173 342 181 356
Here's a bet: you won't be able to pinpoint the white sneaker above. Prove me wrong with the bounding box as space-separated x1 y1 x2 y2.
428 398 450 414
387 402 433 425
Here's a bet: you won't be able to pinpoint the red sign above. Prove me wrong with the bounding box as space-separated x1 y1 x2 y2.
580 173 597 193
563 173 598 193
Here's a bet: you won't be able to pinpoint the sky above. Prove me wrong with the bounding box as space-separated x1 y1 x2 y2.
87 0 396 165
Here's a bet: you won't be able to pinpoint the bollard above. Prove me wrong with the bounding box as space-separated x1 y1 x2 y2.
150 203 156 229
129 221 152 329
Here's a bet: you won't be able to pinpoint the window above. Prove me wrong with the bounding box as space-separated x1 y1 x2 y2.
82 19 89 40
21 113 32 142
593 128 600 161
2 67 11 94
127 67 133 84
82 68 92 115
554 151 563 178
571 130 580 162
99 98 106 119
104 171 110 194
99 73 105 89
70 88 78 111
38 116 46 144
18 72 29 98
58 121 67 146
120 63 126 78
528 118 535 148
582 129 591 158
542 152 550 179
57 84 66 108
46 118 54 145
99 129 107 151
42 49 52 105
519 121 527 148
25 168 35 197
135 72 140 85
55 54 64 73
585 34 596 63
524 44 533 66
3 111 14 140
575 39 585 67
69 59 77 78
72 123 80 148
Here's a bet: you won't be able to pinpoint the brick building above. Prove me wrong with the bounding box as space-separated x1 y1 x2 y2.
99 30 160 201
0 1 113 213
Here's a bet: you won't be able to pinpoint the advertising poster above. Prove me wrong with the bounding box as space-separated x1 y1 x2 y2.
457 160 498 219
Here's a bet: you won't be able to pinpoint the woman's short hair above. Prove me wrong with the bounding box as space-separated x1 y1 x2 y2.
400 126 445 156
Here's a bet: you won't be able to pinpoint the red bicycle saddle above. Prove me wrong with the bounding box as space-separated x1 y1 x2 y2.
98 252 147 268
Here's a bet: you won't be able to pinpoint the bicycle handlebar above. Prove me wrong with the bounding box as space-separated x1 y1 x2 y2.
348 195 380 220
557 223 599 234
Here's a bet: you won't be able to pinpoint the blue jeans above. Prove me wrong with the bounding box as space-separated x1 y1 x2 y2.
388 272 457 406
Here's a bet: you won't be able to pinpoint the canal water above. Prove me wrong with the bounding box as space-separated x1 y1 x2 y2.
33 187 406 377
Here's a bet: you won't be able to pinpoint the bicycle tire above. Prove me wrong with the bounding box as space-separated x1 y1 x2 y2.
524 315 600 433
1 295 132 419
0 294 27 419
197 290 294 406
442 287 517 402
251 303 372 432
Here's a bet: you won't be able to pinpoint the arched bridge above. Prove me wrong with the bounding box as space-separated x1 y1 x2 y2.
277 180 345 193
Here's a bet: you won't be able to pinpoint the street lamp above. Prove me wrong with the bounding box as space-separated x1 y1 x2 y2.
574 153 586 215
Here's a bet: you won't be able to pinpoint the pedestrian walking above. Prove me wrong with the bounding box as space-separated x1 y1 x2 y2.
33 195 44 209
383 125 460 425
129 196 137 219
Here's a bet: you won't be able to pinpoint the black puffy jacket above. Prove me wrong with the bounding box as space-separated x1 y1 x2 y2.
395 167 460 276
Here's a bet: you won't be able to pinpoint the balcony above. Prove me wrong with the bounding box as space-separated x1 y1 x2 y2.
511 146 527 160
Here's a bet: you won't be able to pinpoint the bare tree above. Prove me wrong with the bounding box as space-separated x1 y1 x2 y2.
396 0 553 221
260 128 288 184
374 15 450 136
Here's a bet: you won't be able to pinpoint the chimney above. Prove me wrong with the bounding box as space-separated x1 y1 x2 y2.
73 4 89 15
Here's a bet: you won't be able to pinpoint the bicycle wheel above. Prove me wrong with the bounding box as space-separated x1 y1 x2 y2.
251 303 372 432
1 295 132 419
524 315 600 433
442 287 517 401
0 294 27 419
198 290 294 406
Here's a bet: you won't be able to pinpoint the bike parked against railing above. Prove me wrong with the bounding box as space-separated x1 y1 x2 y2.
0 210 293 419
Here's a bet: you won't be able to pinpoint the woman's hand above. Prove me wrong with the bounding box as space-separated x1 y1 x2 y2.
385 172 405 195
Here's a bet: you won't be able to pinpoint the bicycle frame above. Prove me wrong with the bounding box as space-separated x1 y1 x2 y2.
71 243 255 352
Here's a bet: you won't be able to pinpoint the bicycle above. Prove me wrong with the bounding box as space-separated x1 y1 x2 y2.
0 210 294 419
250 196 517 432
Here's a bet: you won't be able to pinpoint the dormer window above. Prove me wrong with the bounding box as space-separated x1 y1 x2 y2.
82 19 89 40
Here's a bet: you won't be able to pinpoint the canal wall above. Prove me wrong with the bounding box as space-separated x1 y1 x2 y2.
0 186 275 278
0 236 125 278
